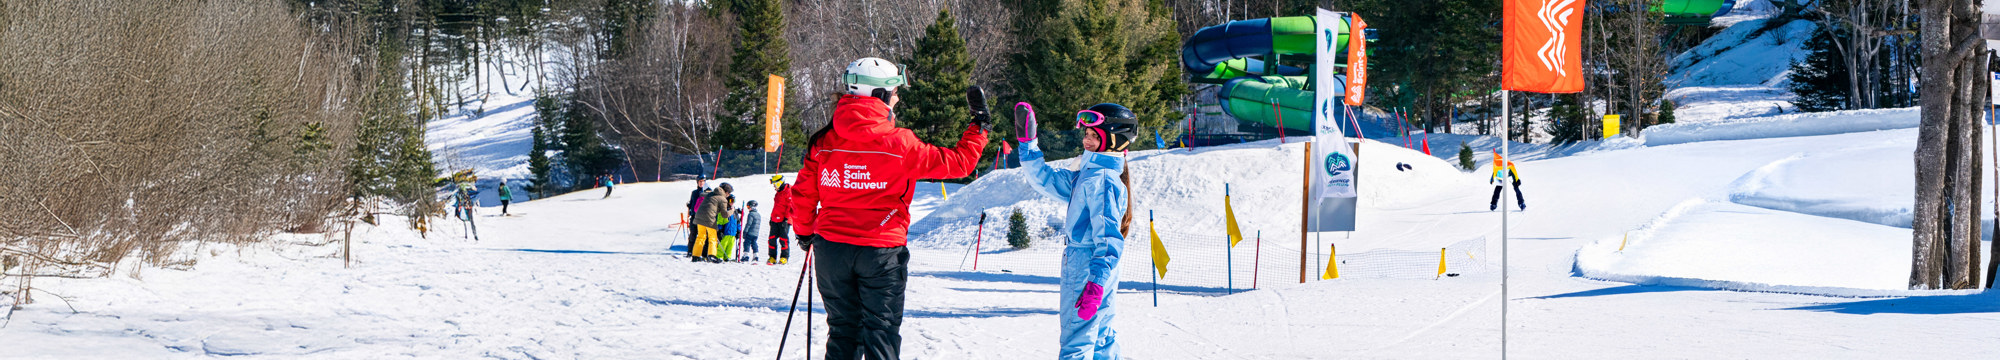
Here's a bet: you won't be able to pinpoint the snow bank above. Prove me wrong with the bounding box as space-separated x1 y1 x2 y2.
908 138 1471 251
1642 107 1917 146
1574 199 1928 294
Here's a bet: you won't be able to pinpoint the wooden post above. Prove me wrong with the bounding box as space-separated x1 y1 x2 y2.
1301 142 1312 284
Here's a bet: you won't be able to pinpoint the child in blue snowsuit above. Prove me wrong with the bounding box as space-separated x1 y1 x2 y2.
1020 103 1136 360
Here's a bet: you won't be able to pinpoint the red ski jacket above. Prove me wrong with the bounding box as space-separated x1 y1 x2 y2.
769 184 792 223
793 95 988 248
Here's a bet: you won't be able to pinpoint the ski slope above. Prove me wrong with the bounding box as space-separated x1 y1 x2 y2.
9 4 2000 358
9 118 1999 358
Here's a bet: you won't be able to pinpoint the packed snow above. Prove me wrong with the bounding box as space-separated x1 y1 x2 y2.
9 6 2000 358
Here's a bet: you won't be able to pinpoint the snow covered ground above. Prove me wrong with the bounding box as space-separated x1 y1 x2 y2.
9 119 2000 358
9 5 2000 358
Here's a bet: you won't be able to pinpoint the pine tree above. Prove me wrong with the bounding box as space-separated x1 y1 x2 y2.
714 0 792 151
1657 98 1677 125
557 95 621 188
1007 209 1032 249
528 124 553 197
1007 0 1183 159
1545 94 1591 144
1457 142 1475 171
1788 28 1851 113
901 8 977 148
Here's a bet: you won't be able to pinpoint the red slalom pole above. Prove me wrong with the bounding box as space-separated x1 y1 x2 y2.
972 213 988 271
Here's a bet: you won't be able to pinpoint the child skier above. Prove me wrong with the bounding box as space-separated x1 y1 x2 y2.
691 183 732 262
742 201 762 263
1019 103 1136 360
1489 152 1526 211
497 179 513 216
719 197 742 262
767 175 794 265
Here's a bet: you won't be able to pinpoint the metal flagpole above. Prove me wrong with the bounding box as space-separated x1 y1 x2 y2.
1500 89 1511 359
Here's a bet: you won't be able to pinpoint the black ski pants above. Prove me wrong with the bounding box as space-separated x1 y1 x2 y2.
814 240 908 360
1490 179 1525 210
768 221 792 259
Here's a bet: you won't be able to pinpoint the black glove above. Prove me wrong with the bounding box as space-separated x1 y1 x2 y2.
799 234 821 251
966 86 991 132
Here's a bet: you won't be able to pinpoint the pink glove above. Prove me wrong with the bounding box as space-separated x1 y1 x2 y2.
1075 282 1105 320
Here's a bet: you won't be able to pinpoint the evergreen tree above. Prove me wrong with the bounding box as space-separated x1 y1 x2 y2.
557 95 621 188
901 8 977 148
1657 98 1676 125
1545 94 1591 144
1007 0 1183 159
528 124 553 197
714 0 793 151
1789 28 1851 113
1457 142 1475 171
1007 209 1032 249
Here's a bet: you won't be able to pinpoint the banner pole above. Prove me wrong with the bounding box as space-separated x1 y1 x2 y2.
1500 89 1511 360
1301 141 1311 284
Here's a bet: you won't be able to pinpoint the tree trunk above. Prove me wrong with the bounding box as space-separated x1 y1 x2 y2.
1947 0 1986 289
1912 0 1952 290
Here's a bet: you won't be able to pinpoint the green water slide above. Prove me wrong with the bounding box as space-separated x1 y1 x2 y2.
1181 15 1360 132
1660 0 1737 25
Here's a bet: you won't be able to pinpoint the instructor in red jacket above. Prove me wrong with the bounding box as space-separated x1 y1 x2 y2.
793 57 990 360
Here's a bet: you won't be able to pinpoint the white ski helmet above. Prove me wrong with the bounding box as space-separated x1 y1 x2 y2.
843 57 906 97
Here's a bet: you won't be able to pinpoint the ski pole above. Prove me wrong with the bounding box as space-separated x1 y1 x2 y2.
972 213 987 271
775 249 813 360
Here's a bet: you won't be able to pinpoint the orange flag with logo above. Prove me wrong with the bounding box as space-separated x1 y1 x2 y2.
1502 0 1585 93
1344 14 1368 106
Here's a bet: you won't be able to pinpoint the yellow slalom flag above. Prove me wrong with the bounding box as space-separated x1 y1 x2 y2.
1436 248 1448 279
1321 245 1339 280
1224 195 1244 247
1150 221 1170 278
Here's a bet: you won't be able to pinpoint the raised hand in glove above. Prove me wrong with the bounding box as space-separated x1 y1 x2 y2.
965 85 991 132
1013 102 1037 142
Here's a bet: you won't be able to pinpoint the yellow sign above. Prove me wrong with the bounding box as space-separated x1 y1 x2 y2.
1602 114 1621 139
764 74 786 152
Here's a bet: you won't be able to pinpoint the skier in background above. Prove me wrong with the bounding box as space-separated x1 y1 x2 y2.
600 174 616 199
793 57 990 360
686 177 710 256
767 175 794 265
720 196 741 262
1019 103 1135 360
1489 151 1526 211
691 183 732 262
497 179 513 216
741 200 763 263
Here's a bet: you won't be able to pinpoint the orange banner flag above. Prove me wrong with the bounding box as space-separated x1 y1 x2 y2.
764 74 786 152
1344 14 1368 106
1502 0 1586 94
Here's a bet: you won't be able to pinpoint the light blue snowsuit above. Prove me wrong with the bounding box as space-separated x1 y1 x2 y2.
1020 139 1126 360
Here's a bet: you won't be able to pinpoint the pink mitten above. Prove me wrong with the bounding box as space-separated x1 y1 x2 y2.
1075 282 1105 320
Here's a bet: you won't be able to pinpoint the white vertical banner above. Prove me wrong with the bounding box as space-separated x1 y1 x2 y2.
1310 8 1359 232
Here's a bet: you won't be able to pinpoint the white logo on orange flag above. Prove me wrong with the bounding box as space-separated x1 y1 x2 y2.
1344 14 1368 106
1504 0 1585 93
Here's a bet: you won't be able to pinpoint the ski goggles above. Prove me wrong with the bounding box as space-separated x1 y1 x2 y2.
841 64 908 88
1075 110 1107 128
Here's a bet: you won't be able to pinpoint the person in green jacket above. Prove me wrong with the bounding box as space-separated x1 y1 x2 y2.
497 180 514 216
